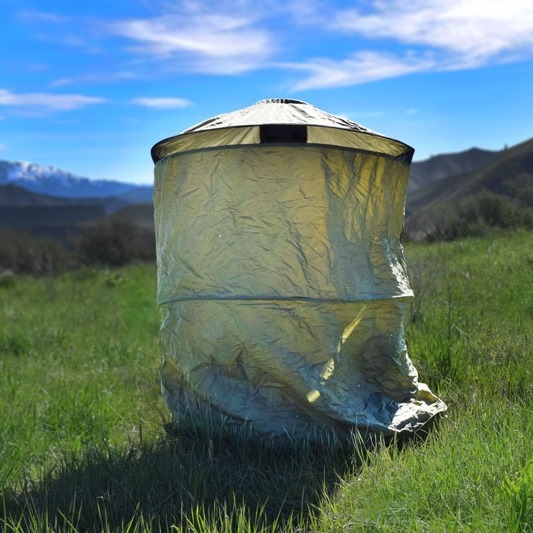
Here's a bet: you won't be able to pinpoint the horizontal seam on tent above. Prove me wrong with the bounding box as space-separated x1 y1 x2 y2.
158 294 414 305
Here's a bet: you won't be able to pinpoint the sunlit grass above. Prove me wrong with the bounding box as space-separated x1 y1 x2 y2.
1 230 532 531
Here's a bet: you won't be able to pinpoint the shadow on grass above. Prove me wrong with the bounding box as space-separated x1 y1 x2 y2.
1 419 438 532
1 422 368 532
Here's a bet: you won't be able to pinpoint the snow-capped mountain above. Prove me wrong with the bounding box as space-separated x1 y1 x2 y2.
0 159 152 201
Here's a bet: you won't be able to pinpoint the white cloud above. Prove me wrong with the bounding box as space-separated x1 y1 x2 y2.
17 2 279 75
288 0 533 89
0 89 107 113
130 97 192 109
17 1 533 93
107 8 273 74
286 51 436 91
332 0 533 66
51 71 138 87
17 10 68 24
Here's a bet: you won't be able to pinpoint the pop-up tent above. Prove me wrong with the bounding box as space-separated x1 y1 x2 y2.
151 98 446 441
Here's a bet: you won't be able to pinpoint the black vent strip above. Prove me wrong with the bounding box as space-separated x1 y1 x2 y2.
260 124 308 144
259 98 307 104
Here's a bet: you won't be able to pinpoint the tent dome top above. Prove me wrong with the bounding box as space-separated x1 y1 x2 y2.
182 98 372 134
151 98 414 163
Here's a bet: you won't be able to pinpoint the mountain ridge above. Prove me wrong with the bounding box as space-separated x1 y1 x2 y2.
0 159 152 202
409 147 500 191
405 137 533 238
407 137 533 212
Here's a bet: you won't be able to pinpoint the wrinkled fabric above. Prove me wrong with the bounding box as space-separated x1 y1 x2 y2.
154 142 446 439
155 146 412 303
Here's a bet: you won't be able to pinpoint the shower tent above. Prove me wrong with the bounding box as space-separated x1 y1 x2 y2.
151 98 446 441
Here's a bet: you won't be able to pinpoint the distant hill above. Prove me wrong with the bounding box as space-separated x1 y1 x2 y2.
0 183 131 245
0 183 127 213
406 137 533 237
407 138 533 211
0 159 152 202
409 147 500 191
0 205 106 232
105 202 154 231
0 183 64 206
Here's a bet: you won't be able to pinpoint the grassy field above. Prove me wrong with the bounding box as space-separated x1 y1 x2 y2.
1 230 532 532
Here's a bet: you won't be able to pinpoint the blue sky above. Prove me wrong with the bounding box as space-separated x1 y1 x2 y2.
1 0 532 185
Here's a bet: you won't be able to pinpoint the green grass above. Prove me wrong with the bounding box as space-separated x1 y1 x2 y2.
1 230 532 532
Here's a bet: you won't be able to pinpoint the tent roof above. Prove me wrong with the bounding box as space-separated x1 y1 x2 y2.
184 98 373 132
151 98 414 163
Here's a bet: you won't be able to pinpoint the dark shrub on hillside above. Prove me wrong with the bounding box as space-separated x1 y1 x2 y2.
73 219 155 267
406 190 533 242
505 173 533 208
0 227 72 275
469 190 521 227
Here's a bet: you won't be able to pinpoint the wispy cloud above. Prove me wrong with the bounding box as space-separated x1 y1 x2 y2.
0 89 107 114
286 51 436 91
106 5 273 74
17 10 68 24
332 0 533 65
15 1 533 92
130 97 192 109
14 3 277 88
288 0 533 89
17 9 104 53
51 71 138 87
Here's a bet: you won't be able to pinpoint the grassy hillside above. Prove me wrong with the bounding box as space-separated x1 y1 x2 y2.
409 147 498 192
1 230 532 531
406 139 533 241
407 137 533 214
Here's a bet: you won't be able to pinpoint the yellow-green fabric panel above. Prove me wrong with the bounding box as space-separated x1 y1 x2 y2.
152 125 409 161
154 145 413 305
159 298 446 437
